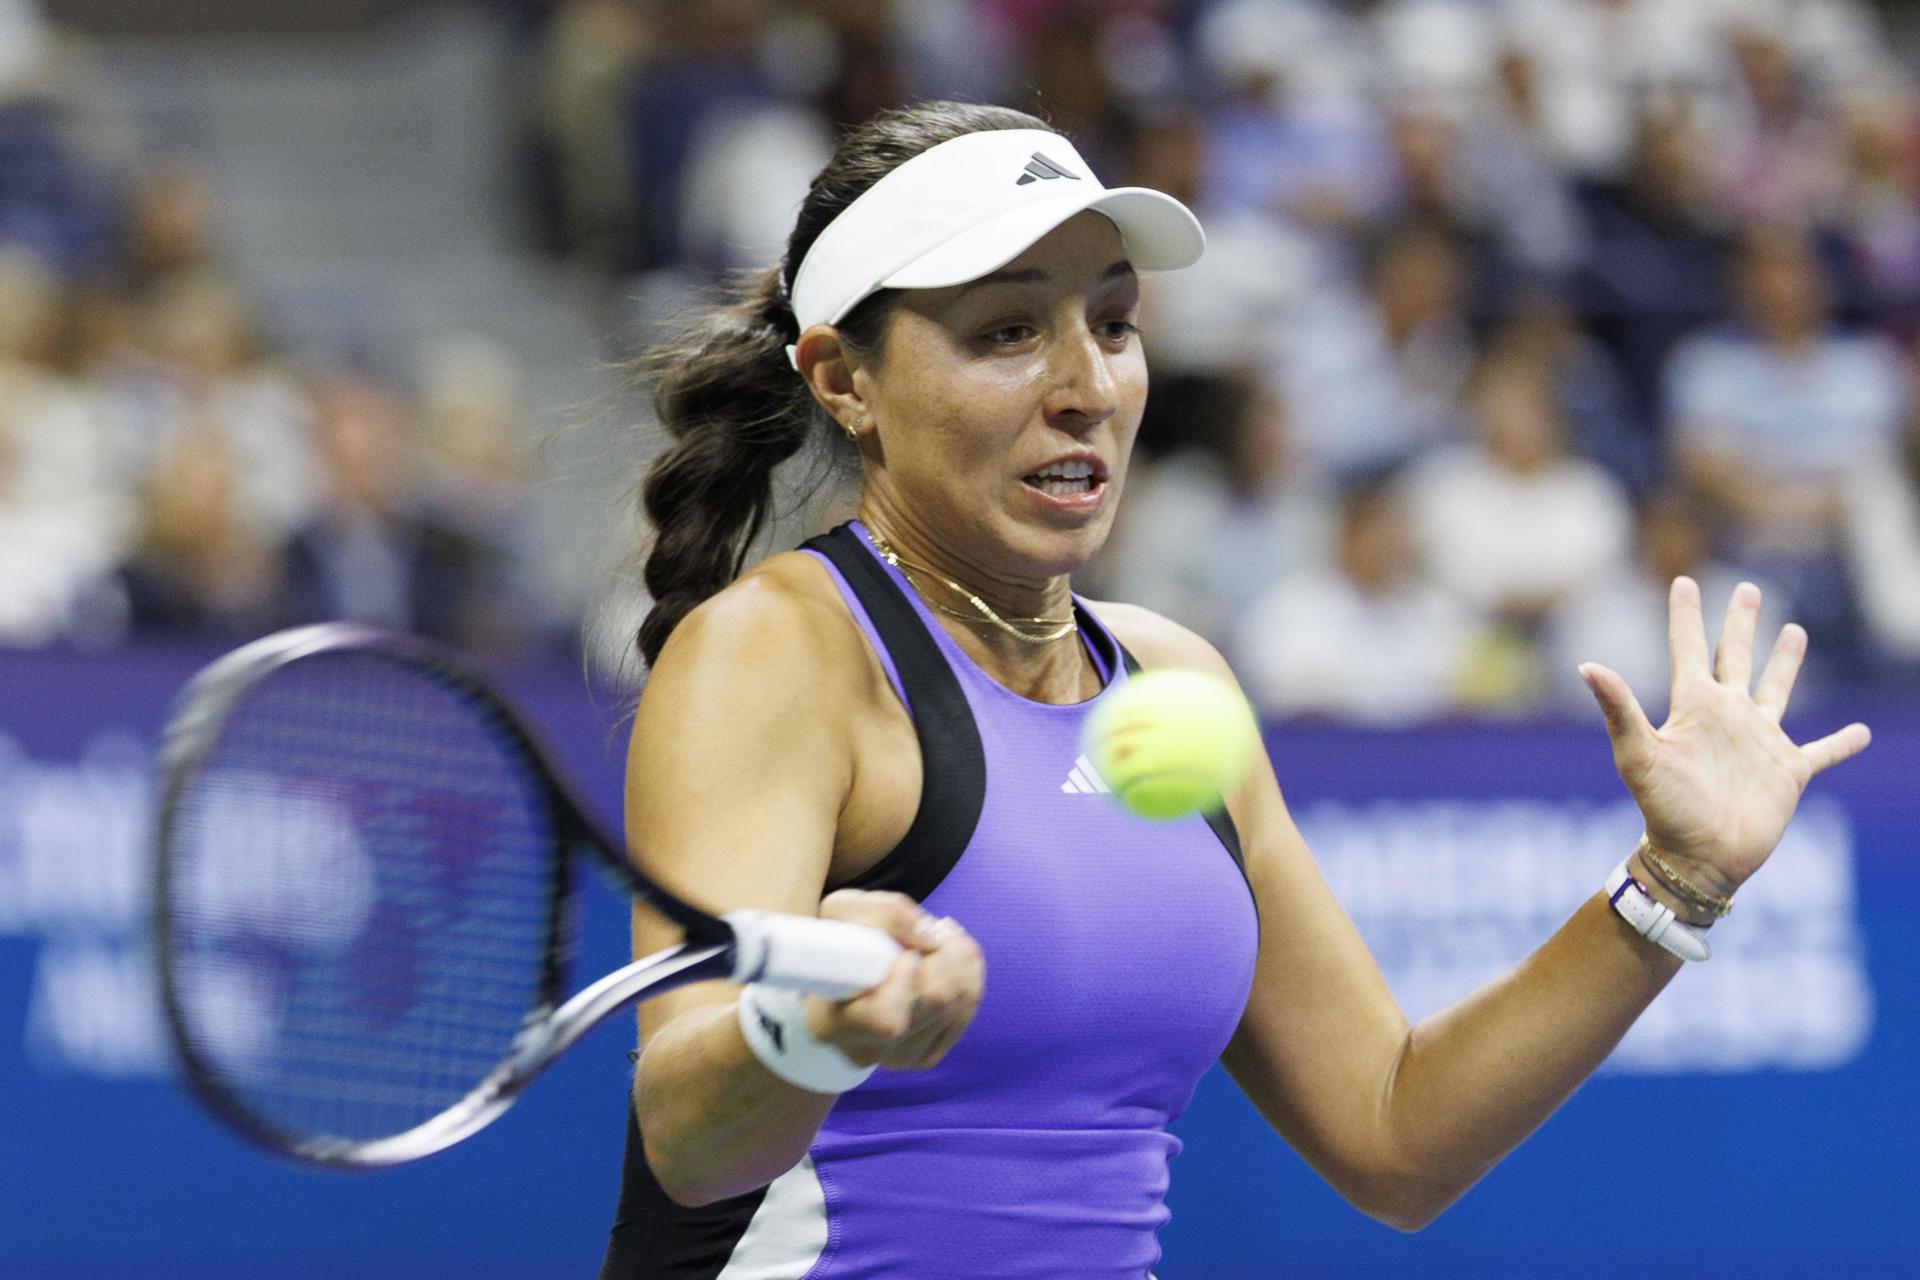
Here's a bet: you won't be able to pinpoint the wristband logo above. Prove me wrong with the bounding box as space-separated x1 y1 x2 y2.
754 996 788 1055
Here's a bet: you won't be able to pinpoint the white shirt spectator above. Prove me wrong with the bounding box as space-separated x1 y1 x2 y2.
1401 443 1634 615
1545 559 1790 715
1500 0 1736 178
1089 450 1333 645
1844 451 1920 661
0 366 132 644
1268 282 1473 481
1666 327 1908 479
1234 567 1480 726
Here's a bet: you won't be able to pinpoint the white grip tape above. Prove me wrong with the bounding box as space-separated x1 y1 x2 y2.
737 983 876 1094
1606 859 1711 963
724 910 902 998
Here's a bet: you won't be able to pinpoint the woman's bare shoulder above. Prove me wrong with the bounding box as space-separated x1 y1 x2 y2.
650 550 870 688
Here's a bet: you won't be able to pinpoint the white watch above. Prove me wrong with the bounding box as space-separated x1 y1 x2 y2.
1606 858 1711 963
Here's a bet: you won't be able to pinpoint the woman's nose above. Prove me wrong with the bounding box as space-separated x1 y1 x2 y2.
1041 326 1119 429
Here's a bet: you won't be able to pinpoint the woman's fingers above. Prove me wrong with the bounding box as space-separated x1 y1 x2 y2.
1801 722 1872 777
819 888 940 954
1714 582 1762 690
1752 623 1808 722
884 919 985 1068
1668 576 1712 687
823 912 984 1069
817 950 922 1064
1578 661 1655 756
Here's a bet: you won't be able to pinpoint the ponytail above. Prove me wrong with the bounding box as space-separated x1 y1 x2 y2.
637 267 813 666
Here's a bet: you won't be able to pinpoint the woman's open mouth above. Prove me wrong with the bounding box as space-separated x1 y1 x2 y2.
1021 458 1113 514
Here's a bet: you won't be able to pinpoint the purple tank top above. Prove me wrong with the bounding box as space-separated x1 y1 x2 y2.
599 523 1260 1279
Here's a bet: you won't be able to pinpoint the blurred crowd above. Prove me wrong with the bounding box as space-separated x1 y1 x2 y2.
7 0 1920 723
511 0 1920 719
0 0 547 656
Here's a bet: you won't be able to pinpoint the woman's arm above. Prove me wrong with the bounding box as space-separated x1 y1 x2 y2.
1100 579 1869 1230
626 557 983 1206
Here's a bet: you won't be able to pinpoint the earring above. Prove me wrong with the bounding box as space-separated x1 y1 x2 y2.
843 416 864 442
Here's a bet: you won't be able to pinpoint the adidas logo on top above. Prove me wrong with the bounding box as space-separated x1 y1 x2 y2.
1017 151 1081 185
1060 754 1110 794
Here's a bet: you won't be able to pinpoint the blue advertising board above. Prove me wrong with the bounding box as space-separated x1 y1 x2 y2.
1 645 1914 1277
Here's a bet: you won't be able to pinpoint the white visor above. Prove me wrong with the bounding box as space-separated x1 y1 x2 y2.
787 128 1205 364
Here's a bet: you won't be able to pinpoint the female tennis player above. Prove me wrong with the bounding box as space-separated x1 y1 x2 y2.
599 102 1871 1278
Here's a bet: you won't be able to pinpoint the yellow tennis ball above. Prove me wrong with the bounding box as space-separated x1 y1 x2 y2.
1083 669 1259 821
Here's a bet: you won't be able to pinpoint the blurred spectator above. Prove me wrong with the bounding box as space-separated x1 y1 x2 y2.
1088 375 1332 644
116 429 288 638
519 0 650 264
1545 489 1790 713
1844 390 1920 669
116 162 222 297
1019 8 1132 182
1576 104 1734 421
1195 12 1397 237
1666 223 1907 564
1719 21 1847 226
1400 348 1634 625
1232 477 1483 726
623 0 779 272
1502 0 1731 181
1485 295 1651 494
1374 0 1500 120
104 270 319 539
676 102 834 276
0 1 131 276
282 375 518 652
1131 109 1324 376
0 249 130 646
1267 223 1475 480
1835 85 1920 318
1196 0 1381 130
1460 48 1588 286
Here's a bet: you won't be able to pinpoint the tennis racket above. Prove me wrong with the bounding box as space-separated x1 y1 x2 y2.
151 623 899 1170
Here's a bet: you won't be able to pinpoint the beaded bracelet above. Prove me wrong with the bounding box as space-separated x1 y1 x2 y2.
1636 837 1735 919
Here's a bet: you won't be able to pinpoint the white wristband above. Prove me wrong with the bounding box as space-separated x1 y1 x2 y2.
1606 858 1711 963
737 983 877 1094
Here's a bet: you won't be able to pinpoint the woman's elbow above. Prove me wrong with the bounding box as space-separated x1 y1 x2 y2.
642 1131 738 1209
1346 1170 1462 1233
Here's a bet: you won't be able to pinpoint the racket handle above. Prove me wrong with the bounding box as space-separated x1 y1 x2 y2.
723 910 903 999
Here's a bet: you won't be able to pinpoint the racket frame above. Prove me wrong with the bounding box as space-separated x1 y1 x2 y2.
151 624 737 1169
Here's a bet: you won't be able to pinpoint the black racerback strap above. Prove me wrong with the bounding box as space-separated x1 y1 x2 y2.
802 523 988 902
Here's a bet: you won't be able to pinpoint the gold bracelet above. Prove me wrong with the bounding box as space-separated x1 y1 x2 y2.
1636 838 1734 918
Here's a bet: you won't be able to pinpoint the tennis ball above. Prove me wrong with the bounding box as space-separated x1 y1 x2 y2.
1083 669 1259 821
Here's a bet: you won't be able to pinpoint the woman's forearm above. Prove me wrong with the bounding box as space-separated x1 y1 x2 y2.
1377 892 1682 1226
634 997 840 1206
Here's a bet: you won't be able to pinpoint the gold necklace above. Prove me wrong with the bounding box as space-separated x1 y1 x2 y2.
866 529 1078 646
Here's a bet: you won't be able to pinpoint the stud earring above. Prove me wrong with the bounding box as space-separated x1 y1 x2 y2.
843 416 864 442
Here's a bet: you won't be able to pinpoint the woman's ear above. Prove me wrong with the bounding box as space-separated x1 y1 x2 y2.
795 325 866 436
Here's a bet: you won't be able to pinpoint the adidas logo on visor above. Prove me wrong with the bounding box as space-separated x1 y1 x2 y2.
1017 151 1082 185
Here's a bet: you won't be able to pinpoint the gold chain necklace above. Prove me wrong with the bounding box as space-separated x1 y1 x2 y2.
866 529 1078 646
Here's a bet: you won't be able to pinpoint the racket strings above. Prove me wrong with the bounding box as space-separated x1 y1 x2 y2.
164 652 565 1146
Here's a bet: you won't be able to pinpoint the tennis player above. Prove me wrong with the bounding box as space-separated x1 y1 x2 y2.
599 102 1871 1278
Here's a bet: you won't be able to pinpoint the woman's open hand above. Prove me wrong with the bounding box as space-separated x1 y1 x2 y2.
1577 577 1871 896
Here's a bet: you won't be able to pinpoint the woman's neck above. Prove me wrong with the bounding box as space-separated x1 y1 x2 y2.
857 502 1097 703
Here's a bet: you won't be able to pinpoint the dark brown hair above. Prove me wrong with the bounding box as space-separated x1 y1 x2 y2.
635 101 1052 666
